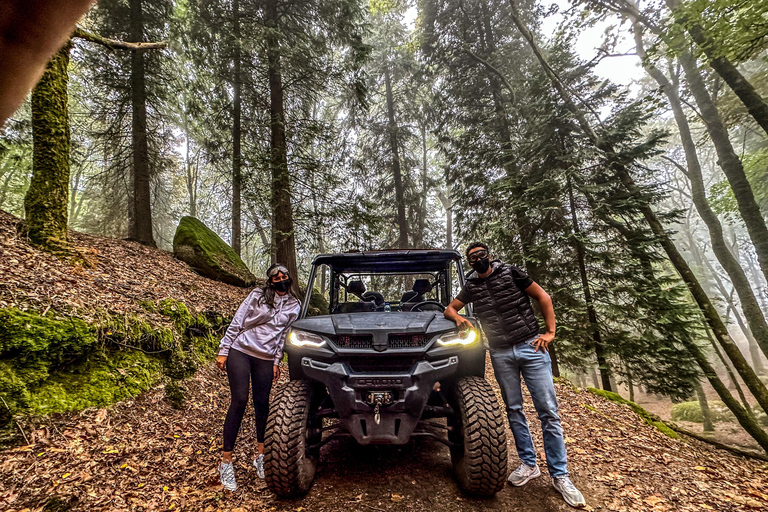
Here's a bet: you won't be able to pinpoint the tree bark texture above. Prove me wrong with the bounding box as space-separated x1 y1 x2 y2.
129 0 156 247
632 22 768 363
507 0 768 417
384 67 408 250
25 42 72 253
265 0 298 281
231 0 242 256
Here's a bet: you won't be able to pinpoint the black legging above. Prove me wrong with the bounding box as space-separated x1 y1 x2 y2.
222 348 274 451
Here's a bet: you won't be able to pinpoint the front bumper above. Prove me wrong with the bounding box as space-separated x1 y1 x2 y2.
301 355 460 444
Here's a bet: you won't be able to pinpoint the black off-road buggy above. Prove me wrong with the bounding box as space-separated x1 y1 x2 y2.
263 250 508 497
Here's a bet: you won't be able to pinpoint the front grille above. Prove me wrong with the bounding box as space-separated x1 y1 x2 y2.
333 334 373 349
388 333 431 349
348 356 420 373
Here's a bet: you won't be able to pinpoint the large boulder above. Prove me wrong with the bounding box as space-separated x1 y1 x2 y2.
173 216 256 287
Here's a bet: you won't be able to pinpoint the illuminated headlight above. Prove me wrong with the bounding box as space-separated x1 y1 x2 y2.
436 329 478 347
288 329 327 348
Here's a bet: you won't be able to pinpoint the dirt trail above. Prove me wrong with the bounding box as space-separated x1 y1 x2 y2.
2 357 768 512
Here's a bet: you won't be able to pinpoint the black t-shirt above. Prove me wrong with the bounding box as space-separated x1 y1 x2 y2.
456 265 533 304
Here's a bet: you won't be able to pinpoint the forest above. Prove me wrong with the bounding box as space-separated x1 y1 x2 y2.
1 0 768 510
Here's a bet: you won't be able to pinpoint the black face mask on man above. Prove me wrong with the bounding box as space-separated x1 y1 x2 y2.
471 257 490 274
271 278 292 293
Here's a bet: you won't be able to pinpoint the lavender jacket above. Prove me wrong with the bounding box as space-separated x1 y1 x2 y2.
217 288 301 365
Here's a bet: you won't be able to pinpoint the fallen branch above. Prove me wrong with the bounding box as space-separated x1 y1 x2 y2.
73 26 167 50
671 425 768 462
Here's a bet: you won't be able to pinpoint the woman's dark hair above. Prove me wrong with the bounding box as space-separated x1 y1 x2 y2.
257 263 297 308
465 242 489 258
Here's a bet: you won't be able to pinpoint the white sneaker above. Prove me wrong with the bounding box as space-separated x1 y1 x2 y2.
218 461 237 491
508 462 541 486
553 475 586 508
253 453 265 479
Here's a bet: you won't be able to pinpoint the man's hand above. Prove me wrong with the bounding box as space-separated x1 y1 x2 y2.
216 355 227 371
273 365 280 380
455 316 473 333
532 332 555 353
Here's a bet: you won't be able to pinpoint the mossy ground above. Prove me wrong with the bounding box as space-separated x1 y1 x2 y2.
0 299 227 444
587 387 680 439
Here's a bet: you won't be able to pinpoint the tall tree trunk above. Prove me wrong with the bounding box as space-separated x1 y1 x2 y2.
438 190 452 249
665 0 768 138
417 122 429 248
25 42 72 253
231 0 241 255
567 174 612 391
129 0 155 247
384 67 408 249
627 369 635 402
633 22 768 363
680 208 768 374
705 328 757 418
508 0 768 417
0 161 18 209
677 49 768 299
590 368 600 389
265 0 297 281
184 119 197 218
69 164 83 226
695 380 715 433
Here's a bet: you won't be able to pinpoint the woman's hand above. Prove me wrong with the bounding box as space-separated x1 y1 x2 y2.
216 355 227 371
273 365 281 380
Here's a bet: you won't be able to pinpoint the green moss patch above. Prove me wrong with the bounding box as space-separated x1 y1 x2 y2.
172 216 256 287
588 387 680 439
0 300 228 441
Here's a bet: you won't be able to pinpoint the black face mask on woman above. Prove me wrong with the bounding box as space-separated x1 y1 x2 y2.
471 257 491 274
271 278 292 293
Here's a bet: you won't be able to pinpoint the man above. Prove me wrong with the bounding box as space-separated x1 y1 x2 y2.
444 242 586 508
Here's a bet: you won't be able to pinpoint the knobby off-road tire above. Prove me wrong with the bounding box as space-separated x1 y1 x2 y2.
264 380 322 498
449 376 508 496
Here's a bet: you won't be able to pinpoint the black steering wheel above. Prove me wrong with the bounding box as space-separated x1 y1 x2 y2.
410 301 446 312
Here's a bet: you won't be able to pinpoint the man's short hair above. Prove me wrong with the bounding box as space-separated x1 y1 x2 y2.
465 242 489 258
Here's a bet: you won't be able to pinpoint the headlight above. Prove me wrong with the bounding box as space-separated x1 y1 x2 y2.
436 329 478 347
288 329 327 348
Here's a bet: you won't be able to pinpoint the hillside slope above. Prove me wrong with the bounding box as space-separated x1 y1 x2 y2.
0 210 249 321
0 210 251 434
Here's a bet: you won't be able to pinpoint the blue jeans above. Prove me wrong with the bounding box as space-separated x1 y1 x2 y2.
490 337 568 477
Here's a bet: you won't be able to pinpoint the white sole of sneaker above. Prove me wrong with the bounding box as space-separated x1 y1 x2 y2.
508 466 541 487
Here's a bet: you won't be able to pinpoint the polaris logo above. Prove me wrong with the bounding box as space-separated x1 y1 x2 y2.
357 378 403 387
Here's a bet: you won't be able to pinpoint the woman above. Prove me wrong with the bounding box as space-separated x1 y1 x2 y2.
216 263 301 491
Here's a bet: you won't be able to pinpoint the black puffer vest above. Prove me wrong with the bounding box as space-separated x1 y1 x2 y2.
465 261 539 348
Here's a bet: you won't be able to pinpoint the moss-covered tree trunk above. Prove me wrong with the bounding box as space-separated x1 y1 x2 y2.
384 66 408 250
24 42 72 253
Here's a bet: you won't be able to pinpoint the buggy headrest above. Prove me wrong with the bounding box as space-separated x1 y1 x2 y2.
412 279 432 294
347 280 366 296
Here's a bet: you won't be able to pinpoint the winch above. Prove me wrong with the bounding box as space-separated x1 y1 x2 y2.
366 391 393 424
